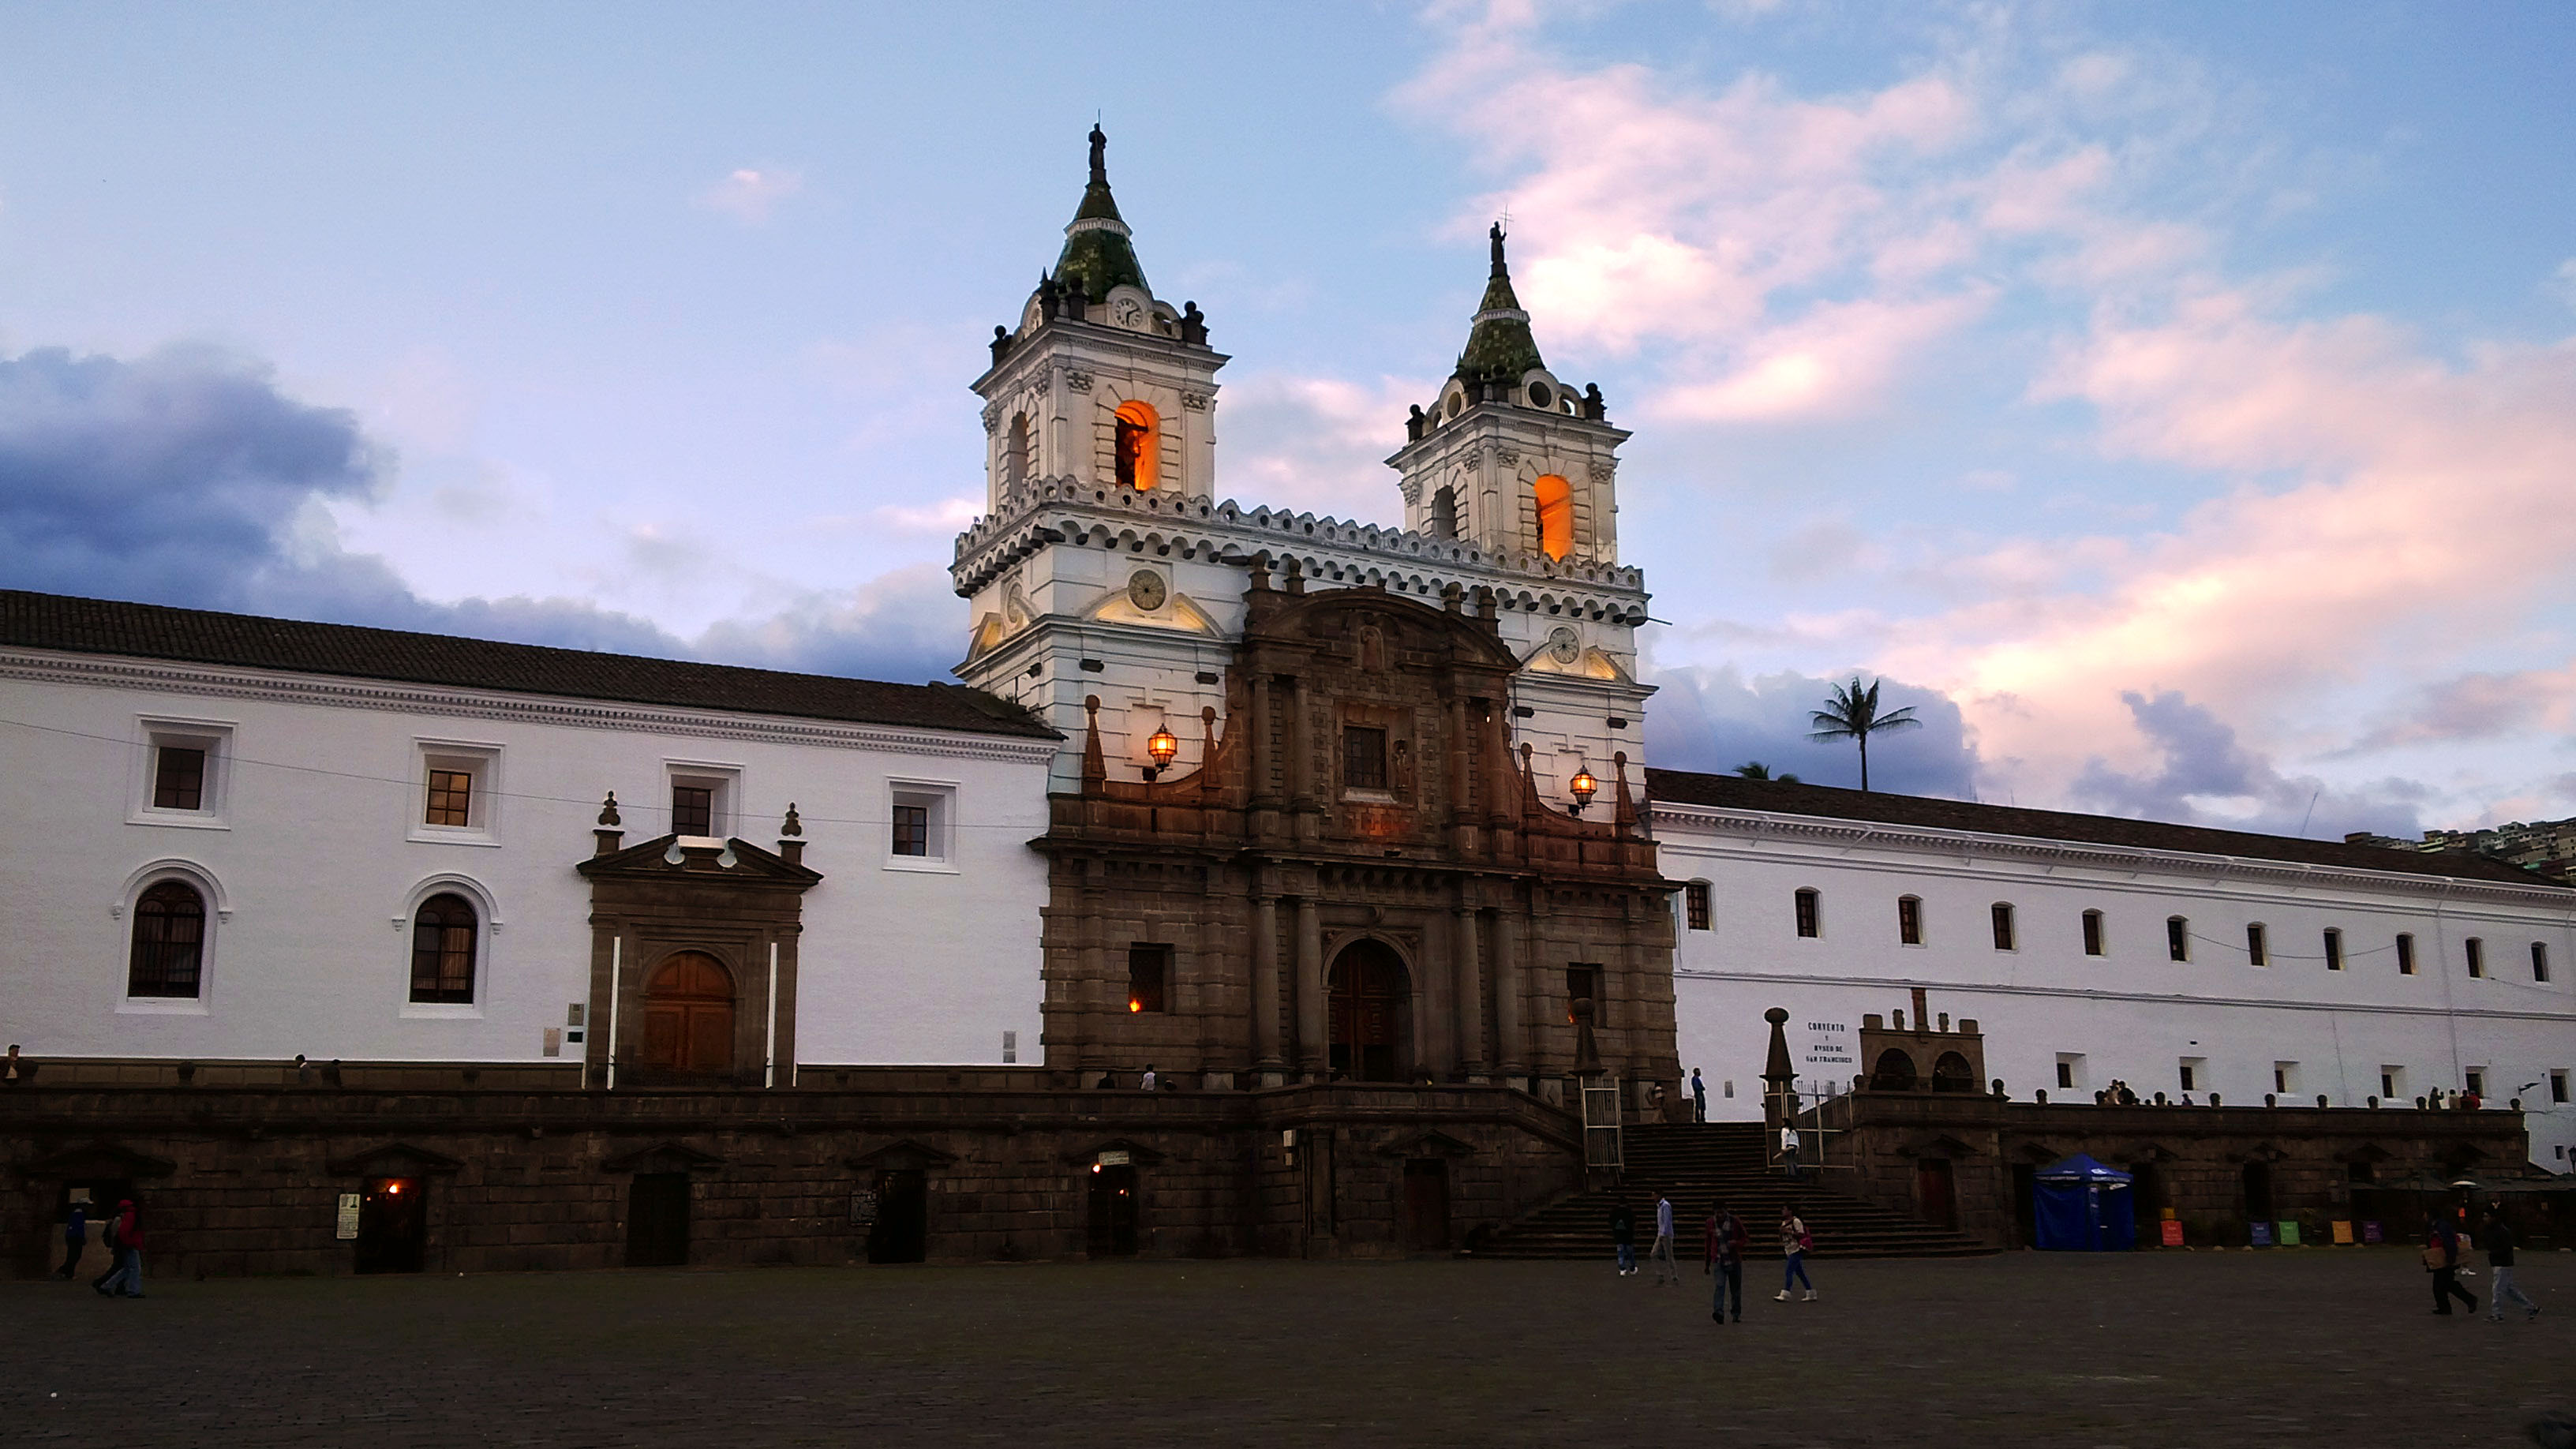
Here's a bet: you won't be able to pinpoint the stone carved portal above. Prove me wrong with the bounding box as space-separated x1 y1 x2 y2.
642 952 736 1076
1329 939 1410 1082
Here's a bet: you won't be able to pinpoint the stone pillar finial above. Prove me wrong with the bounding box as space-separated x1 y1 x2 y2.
593 791 624 856
1081 695 1107 793
1762 1006 1796 1129
778 802 805 867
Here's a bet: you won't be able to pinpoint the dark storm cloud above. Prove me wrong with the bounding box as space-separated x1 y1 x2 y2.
1643 663 1981 798
2072 690 2429 838
0 343 964 683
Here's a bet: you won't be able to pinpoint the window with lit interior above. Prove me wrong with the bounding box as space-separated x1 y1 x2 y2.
1127 943 1170 1013
409 893 477 1004
1114 400 1158 491
1532 474 1572 560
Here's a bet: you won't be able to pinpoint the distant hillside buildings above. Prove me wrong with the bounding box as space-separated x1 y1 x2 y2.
2347 817 2576 885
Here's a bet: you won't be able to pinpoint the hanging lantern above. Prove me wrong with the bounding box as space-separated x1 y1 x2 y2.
1568 766 1598 814
1144 724 1181 781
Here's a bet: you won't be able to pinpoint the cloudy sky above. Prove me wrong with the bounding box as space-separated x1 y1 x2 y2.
4 2 2571 836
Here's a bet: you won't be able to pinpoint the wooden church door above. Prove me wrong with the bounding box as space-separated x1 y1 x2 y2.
641 952 736 1076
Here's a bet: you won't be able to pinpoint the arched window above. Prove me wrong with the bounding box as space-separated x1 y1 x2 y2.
409 893 478 1004
1897 895 1924 945
1114 400 1159 491
1532 474 1572 559
1870 1049 1918 1091
1990 902 2016 951
1004 413 1031 489
128 880 206 998
1429 485 1458 540
2080 909 2106 957
1683 880 1711 932
1793 887 1821 939
2166 915 2190 962
2247 922 2268 965
2533 942 2552 983
1931 1051 1975 1092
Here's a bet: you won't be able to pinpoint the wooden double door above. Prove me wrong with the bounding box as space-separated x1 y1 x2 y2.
1327 941 1409 1082
640 952 735 1078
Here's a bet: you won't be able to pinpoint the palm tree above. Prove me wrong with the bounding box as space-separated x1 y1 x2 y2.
1732 762 1801 783
1808 677 1920 792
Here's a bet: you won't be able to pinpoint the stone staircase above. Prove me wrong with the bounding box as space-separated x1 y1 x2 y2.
1470 1121 1992 1260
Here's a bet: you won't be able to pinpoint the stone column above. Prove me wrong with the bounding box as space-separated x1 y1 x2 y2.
1249 673 1276 807
1494 905 1526 1078
1295 894 1325 1080
1454 903 1487 1083
1252 890 1284 1086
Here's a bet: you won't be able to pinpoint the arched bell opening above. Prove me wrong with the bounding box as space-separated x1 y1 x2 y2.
1870 1047 1919 1092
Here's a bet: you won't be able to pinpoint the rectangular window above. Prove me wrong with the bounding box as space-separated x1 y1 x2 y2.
1002 1030 1017 1065
2396 933 2416 975
2466 937 2486 978
1126 944 1171 1013
1684 881 1711 932
2552 1071 2569 1105
1897 896 1923 946
1793 889 1820 939
1990 903 2016 951
2080 910 2105 957
2466 1069 2486 1098
2248 923 2268 966
672 784 713 837
2166 917 2189 962
2273 1062 2295 1095
891 803 929 857
2381 1069 2398 1101
1565 964 1604 1023
2055 1058 2075 1091
2323 928 2344 972
1342 725 1387 790
2178 1058 2201 1093
425 769 474 827
152 746 206 810
2534 942 2552 983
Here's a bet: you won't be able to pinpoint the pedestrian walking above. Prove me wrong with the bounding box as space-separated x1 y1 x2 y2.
92 1198 143 1299
2484 1204 2540 1322
1705 1204 1747 1324
1608 1200 1637 1276
1690 1069 1708 1123
2427 1213 2477 1316
55 1200 87 1279
1649 1193 1680 1285
1777 1207 1815 1301
1779 1122 1802 1178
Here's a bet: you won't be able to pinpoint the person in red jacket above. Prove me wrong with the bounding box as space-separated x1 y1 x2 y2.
92 1199 143 1299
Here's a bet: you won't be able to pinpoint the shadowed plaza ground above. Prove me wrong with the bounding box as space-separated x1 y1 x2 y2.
3 1251 2567 1447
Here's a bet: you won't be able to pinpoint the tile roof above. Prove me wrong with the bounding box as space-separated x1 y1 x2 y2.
0 590 1057 740
1643 766 2559 890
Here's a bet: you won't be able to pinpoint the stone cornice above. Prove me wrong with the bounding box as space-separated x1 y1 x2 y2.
0 650 1061 766
950 478 1649 613
1647 802 2576 912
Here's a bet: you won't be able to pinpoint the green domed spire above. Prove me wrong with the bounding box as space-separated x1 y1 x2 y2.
1454 223 1545 386
1053 125 1150 301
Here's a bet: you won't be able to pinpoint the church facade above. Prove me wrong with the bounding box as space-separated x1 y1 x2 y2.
3 128 2569 1279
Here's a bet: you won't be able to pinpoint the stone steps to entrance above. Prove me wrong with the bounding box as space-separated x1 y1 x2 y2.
1471 1122 1993 1261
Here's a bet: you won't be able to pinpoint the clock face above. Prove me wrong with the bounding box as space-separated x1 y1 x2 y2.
1547 626 1582 665
1113 298 1147 330
1127 569 1168 612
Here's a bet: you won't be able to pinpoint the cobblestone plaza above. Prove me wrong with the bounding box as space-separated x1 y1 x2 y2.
4 1252 2566 1447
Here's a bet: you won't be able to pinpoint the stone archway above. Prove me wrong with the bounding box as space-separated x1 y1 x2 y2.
641 951 736 1078
1870 1047 1919 1091
1327 938 1411 1082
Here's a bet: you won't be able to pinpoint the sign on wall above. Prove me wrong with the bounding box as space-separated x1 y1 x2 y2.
1799 1017 1857 1086
335 1193 361 1240
850 1191 879 1226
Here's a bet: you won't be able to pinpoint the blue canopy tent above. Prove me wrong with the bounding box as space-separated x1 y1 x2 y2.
2032 1155 2136 1251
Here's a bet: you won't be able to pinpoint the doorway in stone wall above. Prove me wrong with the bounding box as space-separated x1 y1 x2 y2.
867 1170 928 1264
1088 1164 1139 1257
354 1177 426 1275
1327 939 1410 1082
640 952 736 1080
626 1172 691 1267
1915 1159 1957 1231
1402 1159 1451 1252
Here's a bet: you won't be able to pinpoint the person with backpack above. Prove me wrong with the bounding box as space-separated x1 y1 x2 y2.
1705 1203 1747 1324
2427 1211 2476 1316
1608 1200 1638 1276
1777 1206 1815 1301
92 1198 143 1299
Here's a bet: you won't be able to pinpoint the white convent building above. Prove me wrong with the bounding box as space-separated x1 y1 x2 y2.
2 126 2568 1170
